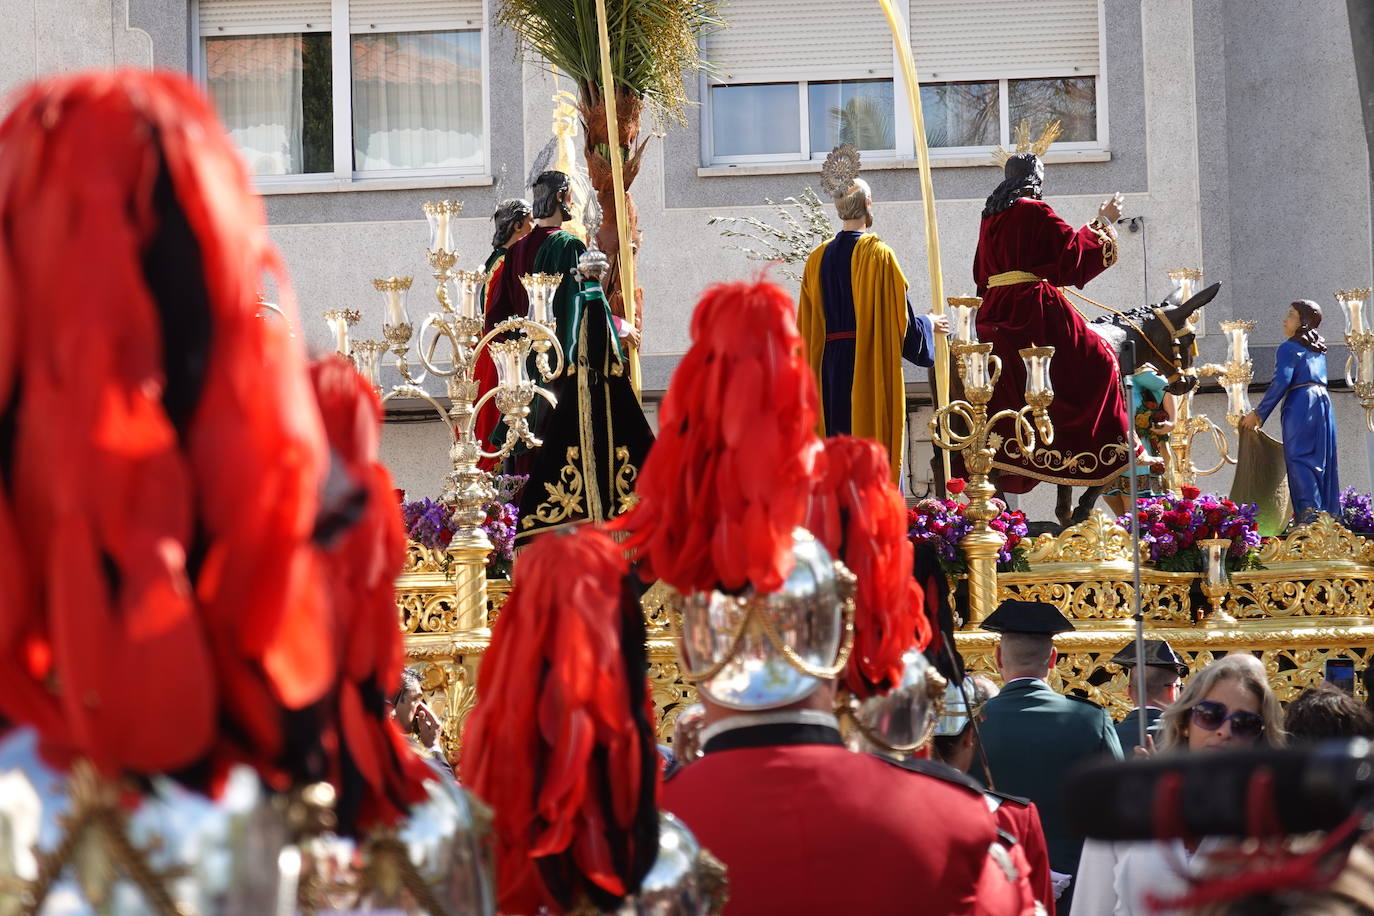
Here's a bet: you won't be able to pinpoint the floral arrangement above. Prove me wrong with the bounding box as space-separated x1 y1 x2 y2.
1339 488 1374 535
907 479 1030 577
399 474 527 578
1119 486 1262 573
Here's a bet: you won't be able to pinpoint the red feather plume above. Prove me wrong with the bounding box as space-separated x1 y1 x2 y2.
460 527 660 914
0 72 408 818
806 436 929 699
309 357 430 829
610 278 822 594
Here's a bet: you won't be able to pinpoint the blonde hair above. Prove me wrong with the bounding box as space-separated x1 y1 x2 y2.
1158 654 1286 752
834 178 872 221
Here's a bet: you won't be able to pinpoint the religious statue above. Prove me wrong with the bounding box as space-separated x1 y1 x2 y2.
973 123 1133 495
516 237 653 541
476 198 532 468
1240 299 1340 523
482 171 587 469
797 144 950 484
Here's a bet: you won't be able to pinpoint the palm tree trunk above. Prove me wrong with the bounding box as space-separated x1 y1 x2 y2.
579 86 648 325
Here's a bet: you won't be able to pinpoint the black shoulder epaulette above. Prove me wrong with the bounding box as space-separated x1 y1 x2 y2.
985 788 1032 808
1065 693 1105 709
870 753 986 797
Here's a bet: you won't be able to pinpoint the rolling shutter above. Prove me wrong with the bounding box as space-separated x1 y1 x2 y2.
706 0 894 83
197 0 332 34
910 0 1100 80
348 0 484 31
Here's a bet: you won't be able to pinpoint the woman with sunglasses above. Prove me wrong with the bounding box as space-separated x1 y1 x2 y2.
1070 654 1286 914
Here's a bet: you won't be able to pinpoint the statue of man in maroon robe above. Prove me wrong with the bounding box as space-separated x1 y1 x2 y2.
973 153 1133 494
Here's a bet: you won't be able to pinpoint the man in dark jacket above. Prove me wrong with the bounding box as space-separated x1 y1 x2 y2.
1111 638 1187 752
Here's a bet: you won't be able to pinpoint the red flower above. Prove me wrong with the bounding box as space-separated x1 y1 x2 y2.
947 478 967 496
1181 485 1201 500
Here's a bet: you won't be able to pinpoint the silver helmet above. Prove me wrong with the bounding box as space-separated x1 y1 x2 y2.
679 528 854 711
616 812 729 914
850 648 947 755
934 676 993 739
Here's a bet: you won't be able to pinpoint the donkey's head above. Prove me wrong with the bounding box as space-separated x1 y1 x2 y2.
1150 282 1221 395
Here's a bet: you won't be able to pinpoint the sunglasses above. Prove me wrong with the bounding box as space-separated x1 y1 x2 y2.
1190 699 1264 739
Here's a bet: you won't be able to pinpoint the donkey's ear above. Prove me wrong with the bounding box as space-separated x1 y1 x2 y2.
1178 281 1221 315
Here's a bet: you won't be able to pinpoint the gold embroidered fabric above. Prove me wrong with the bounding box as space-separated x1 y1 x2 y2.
522 447 587 528
986 270 1044 287
1087 216 1118 268
997 437 1132 486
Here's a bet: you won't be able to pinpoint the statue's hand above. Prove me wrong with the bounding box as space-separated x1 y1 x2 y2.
929 313 951 335
1239 411 1261 431
1098 192 1125 224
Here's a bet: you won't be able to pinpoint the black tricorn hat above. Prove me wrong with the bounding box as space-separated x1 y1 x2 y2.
1110 639 1188 677
980 599 1075 635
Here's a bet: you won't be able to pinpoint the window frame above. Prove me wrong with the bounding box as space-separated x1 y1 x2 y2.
699 0 1109 168
190 0 491 191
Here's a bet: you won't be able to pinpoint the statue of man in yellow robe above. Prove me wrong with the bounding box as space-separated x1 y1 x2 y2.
799 153 949 484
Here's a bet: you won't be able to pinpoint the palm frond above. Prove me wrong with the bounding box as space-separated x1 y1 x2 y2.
498 0 724 124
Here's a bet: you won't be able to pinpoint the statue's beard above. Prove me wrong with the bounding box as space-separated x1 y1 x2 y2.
864 210 874 228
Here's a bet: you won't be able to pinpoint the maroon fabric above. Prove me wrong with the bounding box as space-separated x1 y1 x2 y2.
972 198 1131 493
484 225 557 332
664 744 1003 915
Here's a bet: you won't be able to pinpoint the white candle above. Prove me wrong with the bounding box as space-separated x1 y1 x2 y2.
332 316 349 355
386 287 406 325
530 285 548 325
1351 299 1366 336
437 209 451 254
459 280 477 320
1361 348 1374 387
964 350 989 389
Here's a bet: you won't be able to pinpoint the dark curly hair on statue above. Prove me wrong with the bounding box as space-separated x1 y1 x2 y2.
491 198 531 249
1290 299 1327 354
982 153 1045 219
531 170 572 221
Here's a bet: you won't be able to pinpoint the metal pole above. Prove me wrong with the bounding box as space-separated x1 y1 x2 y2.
1123 339 1148 751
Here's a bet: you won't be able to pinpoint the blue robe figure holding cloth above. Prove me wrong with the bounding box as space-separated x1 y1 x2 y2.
1240 299 1340 523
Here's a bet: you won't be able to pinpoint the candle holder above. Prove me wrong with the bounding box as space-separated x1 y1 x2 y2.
352 340 385 393
930 342 1055 626
1341 287 1374 433
519 273 564 379
322 308 361 361
1197 537 1234 624
1168 268 1206 335
374 276 416 384
947 297 982 347
341 202 566 633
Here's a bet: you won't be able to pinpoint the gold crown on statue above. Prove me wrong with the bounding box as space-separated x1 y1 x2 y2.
991 119 1063 165
820 144 862 198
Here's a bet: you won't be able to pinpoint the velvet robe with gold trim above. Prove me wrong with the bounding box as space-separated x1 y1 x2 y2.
799 232 918 485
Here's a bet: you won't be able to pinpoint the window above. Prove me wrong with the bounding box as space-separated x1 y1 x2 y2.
701 0 1104 165
195 0 487 184
708 79 897 162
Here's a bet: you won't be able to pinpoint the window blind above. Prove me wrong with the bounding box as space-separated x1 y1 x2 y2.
197 0 332 34
910 0 1100 80
349 0 484 31
705 0 894 83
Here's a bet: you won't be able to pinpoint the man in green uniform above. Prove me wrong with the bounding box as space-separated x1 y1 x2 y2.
970 599 1123 911
1110 638 1188 753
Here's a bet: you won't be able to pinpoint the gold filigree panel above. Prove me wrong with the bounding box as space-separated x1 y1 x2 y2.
1226 577 1374 619
997 579 1192 624
1256 514 1373 564
1023 512 1138 564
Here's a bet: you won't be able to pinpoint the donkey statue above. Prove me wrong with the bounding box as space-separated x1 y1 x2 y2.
1050 281 1221 526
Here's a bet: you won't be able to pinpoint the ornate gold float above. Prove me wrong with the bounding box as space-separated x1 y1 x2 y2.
397 513 1374 759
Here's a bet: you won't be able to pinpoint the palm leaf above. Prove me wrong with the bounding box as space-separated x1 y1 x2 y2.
498 0 723 124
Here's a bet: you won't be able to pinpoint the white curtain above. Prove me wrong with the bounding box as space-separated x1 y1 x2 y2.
205 35 306 176
351 31 483 171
